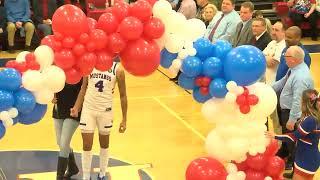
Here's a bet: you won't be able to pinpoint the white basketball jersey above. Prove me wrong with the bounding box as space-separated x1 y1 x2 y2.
83 62 119 111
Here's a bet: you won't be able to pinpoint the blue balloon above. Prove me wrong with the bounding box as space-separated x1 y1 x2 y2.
14 88 36 114
181 56 202 77
193 88 211 103
178 73 195 90
194 38 214 59
160 48 178 68
0 122 5 140
0 90 14 111
18 104 47 125
214 40 232 59
224 45 266 86
203 57 223 78
0 68 22 91
13 117 19 125
209 78 228 98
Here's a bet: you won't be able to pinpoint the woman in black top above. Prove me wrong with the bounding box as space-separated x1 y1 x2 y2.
52 80 82 179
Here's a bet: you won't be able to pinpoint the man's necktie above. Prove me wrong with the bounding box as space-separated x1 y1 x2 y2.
208 14 224 41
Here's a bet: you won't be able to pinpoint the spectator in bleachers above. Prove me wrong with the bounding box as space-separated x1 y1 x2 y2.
317 0 320 12
196 0 209 21
202 4 217 27
231 1 254 47
5 0 35 53
254 10 272 35
251 18 271 51
204 0 240 42
276 26 311 81
0 0 7 51
177 0 197 19
168 0 179 10
32 0 57 36
287 0 318 40
263 21 286 85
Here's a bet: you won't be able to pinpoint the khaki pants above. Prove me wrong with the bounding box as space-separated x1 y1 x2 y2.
6 22 35 46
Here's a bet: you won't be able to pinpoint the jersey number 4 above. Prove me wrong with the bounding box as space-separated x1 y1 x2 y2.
95 80 104 92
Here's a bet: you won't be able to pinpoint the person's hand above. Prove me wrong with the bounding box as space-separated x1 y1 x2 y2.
52 97 57 104
287 1 294 7
265 131 275 139
0 28 3 33
119 120 126 133
70 107 79 117
15 22 22 28
304 13 310 18
286 120 295 131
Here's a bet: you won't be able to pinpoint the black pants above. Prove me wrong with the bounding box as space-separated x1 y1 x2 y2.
289 11 318 38
0 31 8 51
276 107 296 165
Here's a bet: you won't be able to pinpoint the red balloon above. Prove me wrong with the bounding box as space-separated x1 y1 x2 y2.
247 94 259 105
129 0 152 22
108 33 127 54
195 77 203 87
245 169 265 180
73 43 86 57
54 49 76 69
62 36 76 49
234 160 249 171
5 60 17 69
120 38 160 76
243 87 249 96
236 94 247 106
65 68 82 84
145 0 157 6
86 41 96 52
79 33 90 44
143 17 165 39
202 77 211 87
97 13 119 35
185 157 227 180
265 156 285 177
264 139 279 158
112 2 130 22
200 87 209 96
246 154 267 171
77 52 97 75
89 29 108 50
119 17 143 41
240 104 250 114
87 17 97 32
26 60 40 71
25 53 36 62
41 35 61 51
15 61 28 73
54 32 64 41
95 52 114 71
52 5 88 38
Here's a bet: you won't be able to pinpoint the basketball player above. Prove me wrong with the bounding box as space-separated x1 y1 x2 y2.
71 62 128 180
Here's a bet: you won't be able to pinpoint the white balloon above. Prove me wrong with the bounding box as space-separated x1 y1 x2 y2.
225 92 237 103
42 65 66 93
165 34 185 53
2 117 13 128
34 45 54 71
8 108 18 118
0 111 10 121
178 49 188 59
187 48 197 56
234 86 244 95
22 70 44 92
168 66 179 76
16 51 30 62
264 176 273 180
152 0 172 19
171 59 182 70
226 163 238 174
226 81 238 92
184 18 206 41
236 171 246 180
155 33 168 50
34 89 54 104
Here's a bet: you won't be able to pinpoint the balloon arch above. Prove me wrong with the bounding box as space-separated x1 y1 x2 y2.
0 0 284 179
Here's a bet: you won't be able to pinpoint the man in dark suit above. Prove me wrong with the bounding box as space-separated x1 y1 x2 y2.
251 18 272 51
231 1 254 47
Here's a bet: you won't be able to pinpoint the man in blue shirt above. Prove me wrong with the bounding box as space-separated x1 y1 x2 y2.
273 45 314 173
276 26 311 81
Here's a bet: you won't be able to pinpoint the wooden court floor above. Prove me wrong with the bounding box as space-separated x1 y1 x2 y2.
0 52 319 180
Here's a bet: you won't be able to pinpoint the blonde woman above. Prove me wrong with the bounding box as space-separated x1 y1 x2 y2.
202 4 218 27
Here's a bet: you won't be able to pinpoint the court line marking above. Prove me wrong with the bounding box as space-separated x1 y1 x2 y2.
114 95 189 100
153 97 206 141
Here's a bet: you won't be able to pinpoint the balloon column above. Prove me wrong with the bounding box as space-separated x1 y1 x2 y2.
161 38 286 179
41 0 166 84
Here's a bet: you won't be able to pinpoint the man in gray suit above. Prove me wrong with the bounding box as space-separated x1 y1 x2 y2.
231 1 254 47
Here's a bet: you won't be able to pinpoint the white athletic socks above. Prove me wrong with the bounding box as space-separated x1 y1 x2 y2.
82 150 92 180
99 148 109 178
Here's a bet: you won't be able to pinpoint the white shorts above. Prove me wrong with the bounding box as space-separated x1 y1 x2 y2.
80 108 113 135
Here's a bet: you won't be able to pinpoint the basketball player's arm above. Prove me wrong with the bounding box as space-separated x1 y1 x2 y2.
70 77 88 117
116 66 128 132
